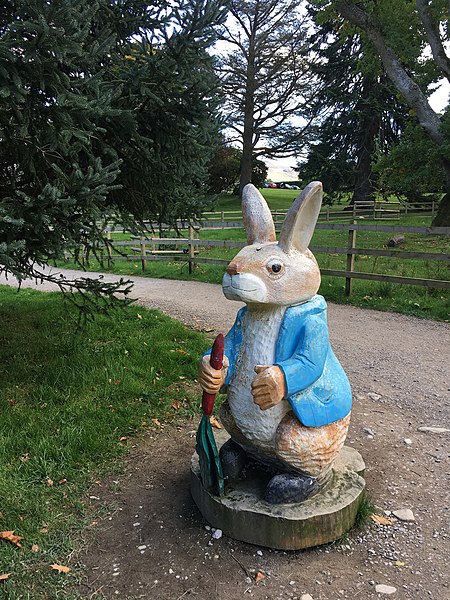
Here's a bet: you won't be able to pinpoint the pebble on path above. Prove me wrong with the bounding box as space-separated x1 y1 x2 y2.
393 508 415 522
375 584 397 595
417 426 450 434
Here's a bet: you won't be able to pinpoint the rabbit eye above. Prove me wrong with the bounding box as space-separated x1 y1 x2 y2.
266 260 283 274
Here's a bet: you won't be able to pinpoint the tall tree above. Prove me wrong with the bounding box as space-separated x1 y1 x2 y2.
332 0 450 225
299 16 409 206
0 0 224 306
218 0 313 193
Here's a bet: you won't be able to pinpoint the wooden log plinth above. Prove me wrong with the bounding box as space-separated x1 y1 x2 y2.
190 431 366 550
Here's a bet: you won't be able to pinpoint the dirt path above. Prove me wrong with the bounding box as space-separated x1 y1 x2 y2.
1 268 449 599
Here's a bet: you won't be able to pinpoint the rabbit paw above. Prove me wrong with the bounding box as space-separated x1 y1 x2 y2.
264 473 319 504
219 439 248 480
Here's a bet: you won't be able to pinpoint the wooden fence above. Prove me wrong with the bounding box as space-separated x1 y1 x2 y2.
73 221 450 296
104 200 439 234
197 199 438 227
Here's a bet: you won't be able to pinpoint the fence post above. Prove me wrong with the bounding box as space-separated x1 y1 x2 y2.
140 236 147 272
326 207 330 222
106 228 112 270
188 225 198 274
345 225 356 296
221 211 225 230
432 200 435 216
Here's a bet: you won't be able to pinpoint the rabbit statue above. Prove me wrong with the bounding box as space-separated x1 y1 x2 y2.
198 182 352 504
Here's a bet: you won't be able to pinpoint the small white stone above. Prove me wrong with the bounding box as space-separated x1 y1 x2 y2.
204 525 211 531
300 594 314 600
256 550 263 556
393 509 415 522
133 522 140 527
363 427 375 436
404 438 412 445
168 568 174 574
137 545 147 550
375 584 397 595
112 572 120 577
368 392 382 401
212 528 223 539
289 580 295 585
417 426 450 434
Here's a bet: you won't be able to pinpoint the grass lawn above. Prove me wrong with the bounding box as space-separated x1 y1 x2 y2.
0 286 210 599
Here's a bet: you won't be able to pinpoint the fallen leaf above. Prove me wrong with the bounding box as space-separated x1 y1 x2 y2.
119 436 128 443
255 571 266 583
20 453 30 462
371 514 395 526
394 561 405 567
0 512 3 520
46 478 54 487
136 313 143 320
113 380 121 385
58 478 67 485
171 401 181 411
210 416 222 429
0 531 23 547
7 399 16 406
151 418 161 427
40 527 49 534
177 348 187 355
51 563 70 573
31 544 39 552
0 573 11 581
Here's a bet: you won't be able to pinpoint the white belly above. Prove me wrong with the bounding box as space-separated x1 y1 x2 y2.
228 306 290 445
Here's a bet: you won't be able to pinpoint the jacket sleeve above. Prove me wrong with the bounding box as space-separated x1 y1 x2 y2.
274 312 329 397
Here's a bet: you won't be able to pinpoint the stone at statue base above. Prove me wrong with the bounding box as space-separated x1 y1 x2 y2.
190 430 365 550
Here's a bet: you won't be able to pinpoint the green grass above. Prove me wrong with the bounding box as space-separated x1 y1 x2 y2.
213 189 301 211
0 286 210 599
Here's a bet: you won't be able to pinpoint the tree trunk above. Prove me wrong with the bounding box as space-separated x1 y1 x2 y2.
349 78 379 207
432 159 450 226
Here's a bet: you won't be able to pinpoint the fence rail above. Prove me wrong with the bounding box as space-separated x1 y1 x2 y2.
69 220 450 296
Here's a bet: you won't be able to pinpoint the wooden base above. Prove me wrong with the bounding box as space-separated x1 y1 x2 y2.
190 432 365 550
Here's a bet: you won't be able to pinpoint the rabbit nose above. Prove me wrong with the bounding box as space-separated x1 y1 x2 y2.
226 261 240 276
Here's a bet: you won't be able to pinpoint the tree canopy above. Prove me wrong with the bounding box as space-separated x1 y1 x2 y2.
299 11 410 206
331 0 450 225
218 0 313 193
0 0 225 306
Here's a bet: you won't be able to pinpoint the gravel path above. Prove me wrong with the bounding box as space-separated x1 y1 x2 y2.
2 266 449 423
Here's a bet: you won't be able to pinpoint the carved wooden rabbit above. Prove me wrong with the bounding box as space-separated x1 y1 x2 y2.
199 182 352 504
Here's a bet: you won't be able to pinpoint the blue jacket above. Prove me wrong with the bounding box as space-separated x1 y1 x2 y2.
221 295 352 428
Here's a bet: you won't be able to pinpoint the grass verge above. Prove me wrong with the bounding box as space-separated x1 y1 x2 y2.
0 285 209 599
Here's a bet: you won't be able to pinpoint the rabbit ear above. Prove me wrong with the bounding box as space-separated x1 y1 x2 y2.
278 181 323 253
242 184 276 244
